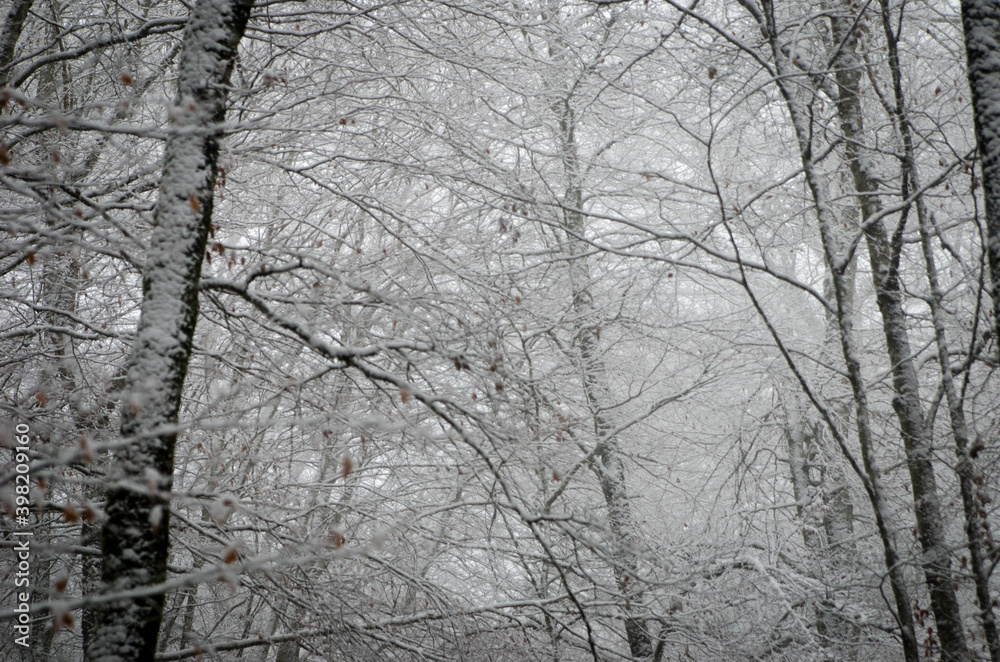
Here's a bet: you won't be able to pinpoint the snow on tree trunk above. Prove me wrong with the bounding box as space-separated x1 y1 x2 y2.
84 1 253 661
828 7 972 660
816 179 859 559
785 415 820 550
787 242 858 558
555 93 654 659
755 2 920 660
916 186 1000 662
962 0 1000 358
0 0 32 87
785 412 855 554
884 2 1000 658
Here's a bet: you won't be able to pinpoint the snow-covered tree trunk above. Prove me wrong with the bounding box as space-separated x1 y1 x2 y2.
85 1 253 660
555 93 653 660
0 0 32 87
782 180 858 596
787 246 858 557
827 6 971 660
816 195 859 558
883 2 1000 658
755 2 920 659
785 416 821 550
916 187 1000 662
785 413 855 555
962 0 1000 356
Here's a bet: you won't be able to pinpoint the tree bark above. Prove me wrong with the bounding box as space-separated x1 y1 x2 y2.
555 90 653 659
962 0 1000 357
917 188 1000 662
85 1 253 660
0 0 32 87
881 2 1000 658
755 2 920 660
828 7 971 660
786 414 822 551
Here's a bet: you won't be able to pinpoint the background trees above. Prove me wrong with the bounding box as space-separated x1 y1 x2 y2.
2 1 1000 661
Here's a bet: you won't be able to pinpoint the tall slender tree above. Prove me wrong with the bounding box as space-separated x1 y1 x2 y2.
86 1 253 660
962 0 1000 354
825 4 971 658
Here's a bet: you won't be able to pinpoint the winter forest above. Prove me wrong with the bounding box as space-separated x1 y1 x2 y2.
7 0 1000 660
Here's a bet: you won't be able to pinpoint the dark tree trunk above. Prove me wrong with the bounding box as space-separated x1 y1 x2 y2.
556 92 653 659
0 0 32 87
827 6 972 658
754 2 921 659
84 1 253 660
962 0 1000 357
